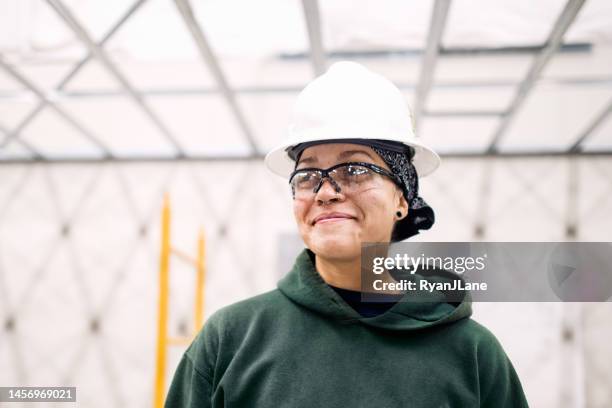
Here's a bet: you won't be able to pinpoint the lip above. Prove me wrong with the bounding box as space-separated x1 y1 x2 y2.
312 212 356 225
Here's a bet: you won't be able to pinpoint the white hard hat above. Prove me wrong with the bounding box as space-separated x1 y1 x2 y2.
264 61 440 177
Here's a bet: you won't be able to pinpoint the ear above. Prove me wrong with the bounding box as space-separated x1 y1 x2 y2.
395 188 409 219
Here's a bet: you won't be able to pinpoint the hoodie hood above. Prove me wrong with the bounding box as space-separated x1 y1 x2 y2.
277 248 472 331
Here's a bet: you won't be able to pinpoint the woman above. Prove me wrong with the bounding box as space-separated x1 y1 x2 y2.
165 61 529 407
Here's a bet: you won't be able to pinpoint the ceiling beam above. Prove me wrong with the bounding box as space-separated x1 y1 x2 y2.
2 148 612 165
2 75 610 101
486 0 587 153
0 0 147 154
423 110 503 118
301 0 326 76
0 122 42 158
280 42 592 59
173 0 260 154
56 0 149 91
0 54 113 157
568 99 612 152
413 0 451 127
45 0 186 157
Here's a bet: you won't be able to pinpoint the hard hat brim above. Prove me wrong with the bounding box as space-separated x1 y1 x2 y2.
264 136 441 178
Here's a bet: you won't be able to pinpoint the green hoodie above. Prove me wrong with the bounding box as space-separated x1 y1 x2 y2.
165 248 529 407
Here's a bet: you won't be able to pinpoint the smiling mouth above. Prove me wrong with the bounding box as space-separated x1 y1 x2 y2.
314 217 355 225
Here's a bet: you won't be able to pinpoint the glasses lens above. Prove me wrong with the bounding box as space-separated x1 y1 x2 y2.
332 164 376 191
291 170 321 196
290 163 390 199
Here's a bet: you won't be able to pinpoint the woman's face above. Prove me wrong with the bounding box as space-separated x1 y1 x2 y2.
292 143 408 261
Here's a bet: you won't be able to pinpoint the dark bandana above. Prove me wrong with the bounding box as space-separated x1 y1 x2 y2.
288 138 435 240
368 145 435 240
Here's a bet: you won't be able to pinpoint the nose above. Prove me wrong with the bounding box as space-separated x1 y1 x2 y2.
314 177 342 203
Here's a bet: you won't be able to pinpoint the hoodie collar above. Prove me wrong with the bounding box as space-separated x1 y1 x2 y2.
277 248 472 331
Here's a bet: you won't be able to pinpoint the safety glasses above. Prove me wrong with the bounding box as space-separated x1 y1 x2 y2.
288 161 402 199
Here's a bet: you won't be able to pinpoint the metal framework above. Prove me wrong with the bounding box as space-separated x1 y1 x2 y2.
45 0 187 157
0 119 42 156
279 42 593 59
1 75 611 101
0 54 112 157
0 0 148 155
301 0 326 76
486 0 587 153
173 0 259 154
568 98 612 152
413 0 451 127
0 148 611 166
0 0 609 162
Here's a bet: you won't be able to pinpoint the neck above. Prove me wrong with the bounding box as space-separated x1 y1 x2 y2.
314 249 402 294
315 255 362 291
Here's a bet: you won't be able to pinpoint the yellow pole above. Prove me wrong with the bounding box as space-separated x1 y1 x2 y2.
154 193 171 408
194 228 206 332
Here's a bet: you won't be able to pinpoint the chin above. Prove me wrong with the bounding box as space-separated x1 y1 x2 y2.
307 230 361 260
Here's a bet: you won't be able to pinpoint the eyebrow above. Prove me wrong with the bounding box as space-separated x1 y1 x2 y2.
297 149 376 167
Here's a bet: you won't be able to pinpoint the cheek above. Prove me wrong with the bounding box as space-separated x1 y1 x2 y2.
293 200 310 229
359 191 396 229
361 187 394 211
